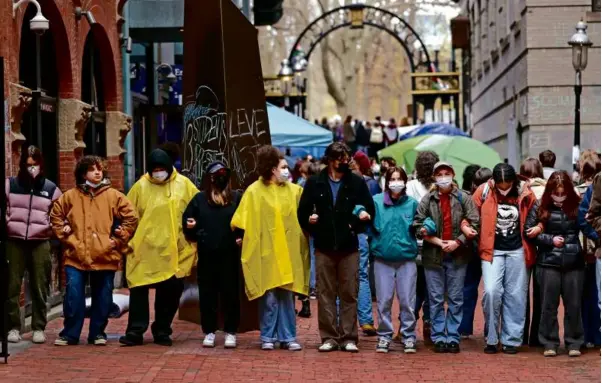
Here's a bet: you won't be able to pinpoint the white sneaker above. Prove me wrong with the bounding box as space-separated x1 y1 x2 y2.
224 333 237 349
261 342 275 350
32 331 46 344
7 329 21 343
203 333 216 348
286 341 302 351
318 341 337 352
342 342 359 353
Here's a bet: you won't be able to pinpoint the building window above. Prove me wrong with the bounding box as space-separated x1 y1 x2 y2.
594 0 601 12
489 0 497 51
507 0 516 30
498 0 507 41
482 0 488 54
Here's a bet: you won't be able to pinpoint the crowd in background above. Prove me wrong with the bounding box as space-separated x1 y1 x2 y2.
3 139 601 358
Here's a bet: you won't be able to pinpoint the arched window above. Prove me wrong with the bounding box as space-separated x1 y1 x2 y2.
81 31 107 157
18 4 59 183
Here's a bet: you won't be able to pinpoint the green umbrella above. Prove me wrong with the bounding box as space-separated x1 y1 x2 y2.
377 134 502 187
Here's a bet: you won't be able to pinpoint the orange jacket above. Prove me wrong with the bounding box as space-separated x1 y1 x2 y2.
50 182 138 271
472 179 538 267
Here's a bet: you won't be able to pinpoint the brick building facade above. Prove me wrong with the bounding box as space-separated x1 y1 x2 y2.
1 0 130 190
1 0 130 323
459 0 600 171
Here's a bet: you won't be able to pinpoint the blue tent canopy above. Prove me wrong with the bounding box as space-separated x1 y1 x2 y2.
398 123 468 141
267 103 332 158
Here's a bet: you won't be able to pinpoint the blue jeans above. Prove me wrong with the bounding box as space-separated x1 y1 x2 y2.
582 262 601 345
309 237 316 290
259 288 296 343
482 248 528 347
424 258 467 344
60 266 115 343
375 259 417 342
357 234 374 326
596 258 600 308
458 256 482 336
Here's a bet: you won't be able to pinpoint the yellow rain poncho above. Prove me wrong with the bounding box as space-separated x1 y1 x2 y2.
126 169 199 288
231 179 309 300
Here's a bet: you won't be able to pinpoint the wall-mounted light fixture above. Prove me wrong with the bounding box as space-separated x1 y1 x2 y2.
75 6 97 25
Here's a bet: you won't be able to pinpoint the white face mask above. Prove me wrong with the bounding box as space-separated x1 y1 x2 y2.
85 180 101 188
278 168 290 182
371 164 380 174
389 181 405 194
27 165 40 178
497 187 511 196
152 171 169 182
435 176 453 188
552 194 566 206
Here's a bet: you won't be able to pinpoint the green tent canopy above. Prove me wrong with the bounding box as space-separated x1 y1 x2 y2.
377 134 502 187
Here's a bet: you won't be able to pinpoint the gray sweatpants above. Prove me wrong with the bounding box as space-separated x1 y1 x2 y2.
374 258 417 343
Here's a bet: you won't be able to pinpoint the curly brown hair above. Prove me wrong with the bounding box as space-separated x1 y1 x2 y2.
414 151 439 188
75 155 105 184
256 145 284 181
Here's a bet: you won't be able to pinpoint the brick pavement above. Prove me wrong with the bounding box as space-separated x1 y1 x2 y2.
0 295 599 383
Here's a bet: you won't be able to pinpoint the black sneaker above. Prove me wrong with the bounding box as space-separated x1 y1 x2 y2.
447 342 460 353
502 345 518 354
154 336 173 347
119 335 143 346
298 299 311 318
434 341 447 353
484 344 498 354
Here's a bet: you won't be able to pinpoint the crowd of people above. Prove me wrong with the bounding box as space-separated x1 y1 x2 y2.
314 115 410 158
3 141 601 358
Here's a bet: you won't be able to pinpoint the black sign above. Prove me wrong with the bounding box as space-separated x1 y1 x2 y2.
182 0 271 190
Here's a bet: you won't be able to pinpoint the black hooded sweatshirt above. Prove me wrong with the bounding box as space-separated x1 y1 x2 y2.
182 161 242 253
147 149 174 179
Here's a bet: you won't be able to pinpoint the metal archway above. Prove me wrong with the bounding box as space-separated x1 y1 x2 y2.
286 4 433 122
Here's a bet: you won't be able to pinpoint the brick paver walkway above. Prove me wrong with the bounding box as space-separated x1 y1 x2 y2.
0 293 599 382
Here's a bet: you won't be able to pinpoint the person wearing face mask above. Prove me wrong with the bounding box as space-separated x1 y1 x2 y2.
231 146 309 351
119 148 199 347
5 146 62 344
472 163 538 355
298 142 375 353
182 162 243 348
50 156 138 346
525 171 585 357
404 151 439 344
352 151 380 335
412 161 480 354
367 166 420 354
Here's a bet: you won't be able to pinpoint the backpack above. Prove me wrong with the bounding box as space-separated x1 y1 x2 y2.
370 126 384 144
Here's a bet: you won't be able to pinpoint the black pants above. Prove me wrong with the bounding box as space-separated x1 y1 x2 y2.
415 264 430 323
523 266 542 346
197 250 240 335
537 266 584 350
125 276 185 340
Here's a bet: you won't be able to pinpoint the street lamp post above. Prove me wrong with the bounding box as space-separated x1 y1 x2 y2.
568 20 592 163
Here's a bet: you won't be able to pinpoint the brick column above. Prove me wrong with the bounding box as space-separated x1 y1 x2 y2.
9 83 33 177
105 111 132 193
57 98 93 190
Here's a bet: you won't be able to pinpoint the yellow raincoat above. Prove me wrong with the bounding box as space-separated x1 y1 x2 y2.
231 179 309 300
126 170 199 288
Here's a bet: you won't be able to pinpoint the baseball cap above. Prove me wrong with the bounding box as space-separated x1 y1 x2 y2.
433 161 454 174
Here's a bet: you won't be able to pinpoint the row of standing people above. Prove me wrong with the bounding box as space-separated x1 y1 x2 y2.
4 143 600 358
